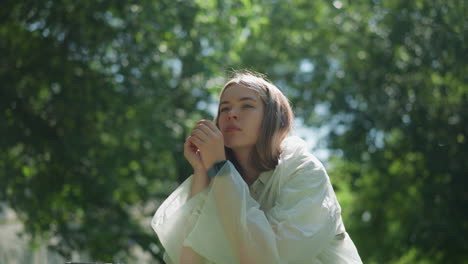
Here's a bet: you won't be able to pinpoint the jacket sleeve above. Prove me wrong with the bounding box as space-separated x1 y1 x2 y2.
151 176 210 263
152 160 342 263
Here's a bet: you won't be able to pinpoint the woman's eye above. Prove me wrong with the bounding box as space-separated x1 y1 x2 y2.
220 105 253 112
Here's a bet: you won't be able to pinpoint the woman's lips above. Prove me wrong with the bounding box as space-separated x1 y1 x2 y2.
224 126 241 132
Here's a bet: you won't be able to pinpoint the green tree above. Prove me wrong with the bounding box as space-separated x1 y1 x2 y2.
324 1 468 263
0 0 234 261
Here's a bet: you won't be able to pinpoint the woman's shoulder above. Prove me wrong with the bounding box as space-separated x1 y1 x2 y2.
271 137 337 210
273 136 330 186
279 136 325 173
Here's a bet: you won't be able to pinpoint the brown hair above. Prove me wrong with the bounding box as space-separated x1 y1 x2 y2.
214 71 294 174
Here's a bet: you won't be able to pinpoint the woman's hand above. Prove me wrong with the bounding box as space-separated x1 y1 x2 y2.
184 120 226 172
184 135 205 173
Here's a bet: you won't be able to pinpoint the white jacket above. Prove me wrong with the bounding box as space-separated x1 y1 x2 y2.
152 136 362 263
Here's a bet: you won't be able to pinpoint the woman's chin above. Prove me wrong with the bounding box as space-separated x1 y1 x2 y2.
224 140 238 149
224 141 254 151
224 141 234 149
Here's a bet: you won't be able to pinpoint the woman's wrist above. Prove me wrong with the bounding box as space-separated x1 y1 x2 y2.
205 154 227 171
193 168 208 176
207 160 227 179
190 170 210 197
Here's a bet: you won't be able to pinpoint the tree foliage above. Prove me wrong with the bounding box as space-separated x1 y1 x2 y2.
1 0 466 263
0 0 222 261
324 1 468 262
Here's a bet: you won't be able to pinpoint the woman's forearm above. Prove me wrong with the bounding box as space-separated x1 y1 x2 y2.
183 171 208 263
180 246 203 264
189 170 209 198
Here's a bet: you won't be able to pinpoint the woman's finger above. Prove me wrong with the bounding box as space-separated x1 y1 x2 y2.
200 120 221 135
188 135 203 148
184 137 196 153
191 128 208 142
194 123 216 138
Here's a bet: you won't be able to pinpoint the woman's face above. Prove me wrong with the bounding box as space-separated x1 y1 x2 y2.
218 83 265 150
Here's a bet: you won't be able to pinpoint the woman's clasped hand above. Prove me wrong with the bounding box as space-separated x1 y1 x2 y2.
184 120 226 173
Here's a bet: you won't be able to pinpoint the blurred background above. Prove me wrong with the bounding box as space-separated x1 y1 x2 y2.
1 0 467 263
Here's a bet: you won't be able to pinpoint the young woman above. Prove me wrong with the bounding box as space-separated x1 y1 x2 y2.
152 72 362 263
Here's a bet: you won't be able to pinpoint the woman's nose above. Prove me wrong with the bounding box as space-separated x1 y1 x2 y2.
227 109 238 120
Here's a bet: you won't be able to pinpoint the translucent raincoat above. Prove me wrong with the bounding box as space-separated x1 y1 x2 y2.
152 136 362 263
